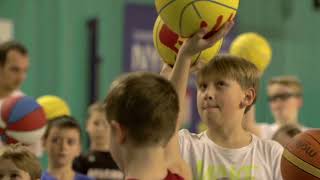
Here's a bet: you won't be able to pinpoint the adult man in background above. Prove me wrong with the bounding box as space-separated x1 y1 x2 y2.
0 41 29 104
0 41 44 156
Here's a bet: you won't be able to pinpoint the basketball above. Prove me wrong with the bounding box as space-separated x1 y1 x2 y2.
37 95 71 120
153 16 223 66
229 32 272 73
155 0 239 37
0 96 47 145
281 129 320 180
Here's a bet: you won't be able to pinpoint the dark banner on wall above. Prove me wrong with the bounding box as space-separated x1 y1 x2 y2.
123 4 160 72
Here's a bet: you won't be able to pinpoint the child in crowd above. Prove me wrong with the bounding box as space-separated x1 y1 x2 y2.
259 75 308 139
41 116 92 180
0 144 41 180
73 102 123 180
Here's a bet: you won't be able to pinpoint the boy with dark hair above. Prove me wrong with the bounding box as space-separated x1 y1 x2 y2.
104 72 191 180
41 116 92 180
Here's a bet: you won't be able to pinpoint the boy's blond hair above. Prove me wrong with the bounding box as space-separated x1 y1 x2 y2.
197 54 260 113
268 76 303 95
0 144 41 180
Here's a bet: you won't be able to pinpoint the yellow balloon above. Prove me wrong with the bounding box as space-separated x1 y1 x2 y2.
153 16 223 66
37 95 71 120
229 32 272 73
156 0 239 37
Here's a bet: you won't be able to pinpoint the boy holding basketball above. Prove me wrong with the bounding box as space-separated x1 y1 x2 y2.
164 21 284 179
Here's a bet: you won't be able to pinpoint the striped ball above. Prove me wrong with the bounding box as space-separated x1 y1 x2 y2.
0 96 47 145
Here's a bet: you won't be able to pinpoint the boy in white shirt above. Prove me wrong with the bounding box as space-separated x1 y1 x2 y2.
165 21 283 180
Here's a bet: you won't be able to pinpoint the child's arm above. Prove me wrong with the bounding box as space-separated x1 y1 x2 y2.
164 21 234 179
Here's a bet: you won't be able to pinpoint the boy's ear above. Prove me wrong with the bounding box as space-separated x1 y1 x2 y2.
241 88 256 108
110 120 127 144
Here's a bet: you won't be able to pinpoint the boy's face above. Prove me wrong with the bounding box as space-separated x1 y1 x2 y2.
43 127 81 168
197 77 248 126
0 159 31 180
268 84 302 123
86 111 109 142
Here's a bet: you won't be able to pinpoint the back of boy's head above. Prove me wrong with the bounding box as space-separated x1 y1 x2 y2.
104 72 179 147
42 115 81 141
197 54 260 112
268 75 303 95
0 144 41 180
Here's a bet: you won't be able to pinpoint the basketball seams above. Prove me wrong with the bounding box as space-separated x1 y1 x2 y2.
283 149 320 178
191 1 202 19
158 0 177 15
158 0 238 15
200 0 238 11
285 147 318 168
305 132 320 145
179 2 195 37
179 1 237 37
283 158 320 179
155 18 162 57
283 148 318 173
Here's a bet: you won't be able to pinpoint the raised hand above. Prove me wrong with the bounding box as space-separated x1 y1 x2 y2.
179 20 234 58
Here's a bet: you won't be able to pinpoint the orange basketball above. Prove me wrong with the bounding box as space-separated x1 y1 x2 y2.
281 129 320 180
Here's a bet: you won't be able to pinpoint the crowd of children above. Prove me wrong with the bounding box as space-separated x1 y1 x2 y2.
0 5 310 180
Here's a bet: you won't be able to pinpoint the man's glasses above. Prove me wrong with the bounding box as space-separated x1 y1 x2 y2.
268 93 301 102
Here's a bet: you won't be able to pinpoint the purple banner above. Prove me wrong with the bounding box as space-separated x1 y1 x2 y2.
123 4 161 72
